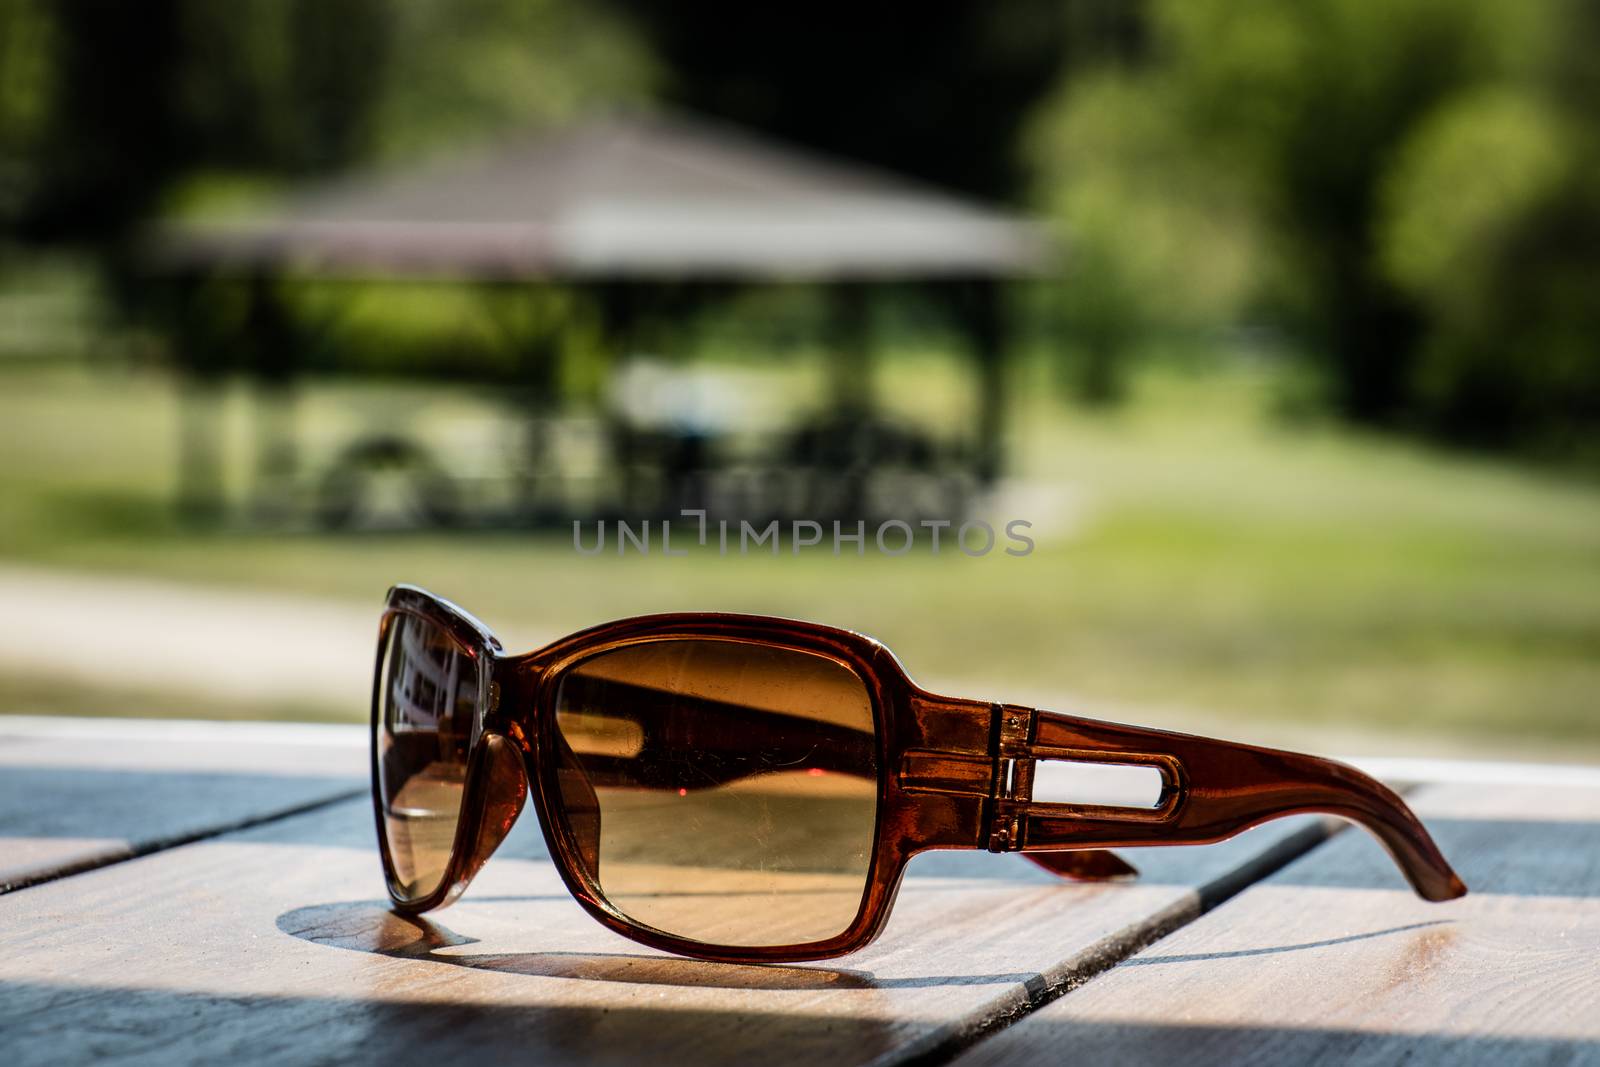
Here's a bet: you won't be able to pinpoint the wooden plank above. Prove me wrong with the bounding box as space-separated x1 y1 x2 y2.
0 717 363 890
0 740 1329 1067
954 782 1600 1065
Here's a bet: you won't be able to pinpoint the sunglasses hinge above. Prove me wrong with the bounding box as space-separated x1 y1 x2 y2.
895 704 1052 852
985 705 1038 851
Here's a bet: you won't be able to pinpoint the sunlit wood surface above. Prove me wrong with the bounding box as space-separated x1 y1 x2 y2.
1 717 1593 1065
955 782 1600 1066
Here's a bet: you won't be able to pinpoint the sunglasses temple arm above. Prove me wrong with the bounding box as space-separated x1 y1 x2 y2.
1023 849 1139 881
1015 711 1467 902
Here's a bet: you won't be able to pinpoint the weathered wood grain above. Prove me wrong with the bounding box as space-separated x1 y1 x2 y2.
0 717 363 891
955 782 1600 1066
0 720 1330 1067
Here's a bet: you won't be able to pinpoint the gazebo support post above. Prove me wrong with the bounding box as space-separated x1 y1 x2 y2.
597 280 648 515
481 280 568 524
955 278 1006 486
167 274 226 526
243 274 300 525
177 371 225 526
826 282 874 417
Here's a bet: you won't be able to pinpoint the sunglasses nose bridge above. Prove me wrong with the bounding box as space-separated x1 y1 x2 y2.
483 655 548 741
455 732 530 889
477 658 604 888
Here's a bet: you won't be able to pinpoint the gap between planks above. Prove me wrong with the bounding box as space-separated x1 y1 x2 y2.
947 781 1600 1065
882 816 1344 1067
894 768 1597 1066
0 787 365 896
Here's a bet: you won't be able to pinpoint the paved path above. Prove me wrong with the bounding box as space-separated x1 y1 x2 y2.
0 565 379 712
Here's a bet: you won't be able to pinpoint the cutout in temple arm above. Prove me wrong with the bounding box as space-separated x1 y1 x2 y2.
1011 710 1467 902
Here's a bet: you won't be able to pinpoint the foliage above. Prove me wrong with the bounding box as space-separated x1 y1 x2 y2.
608 0 1070 202
1027 72 1260 402
1029 0 1600 454
371 0 655 163
1377 37 1600 448
0 0 55 233
0 0 654 245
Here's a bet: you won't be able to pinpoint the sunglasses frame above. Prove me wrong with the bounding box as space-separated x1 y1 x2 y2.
372 584 1465 964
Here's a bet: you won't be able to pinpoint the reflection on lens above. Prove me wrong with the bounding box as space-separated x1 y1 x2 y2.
553 639 878 947
376 613 482 901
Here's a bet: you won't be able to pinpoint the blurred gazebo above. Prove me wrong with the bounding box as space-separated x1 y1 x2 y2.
151 112 1053 525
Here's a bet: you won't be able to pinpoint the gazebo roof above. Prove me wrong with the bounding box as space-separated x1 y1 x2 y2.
153 112 1052 280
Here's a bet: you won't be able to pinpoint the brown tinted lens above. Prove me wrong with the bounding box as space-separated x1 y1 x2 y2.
553 639 878 948
375 613 483 901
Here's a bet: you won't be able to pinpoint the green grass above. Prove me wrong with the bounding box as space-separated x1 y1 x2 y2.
1 354 1597 752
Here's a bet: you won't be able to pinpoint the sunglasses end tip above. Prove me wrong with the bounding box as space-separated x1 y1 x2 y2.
1418 869 1468 902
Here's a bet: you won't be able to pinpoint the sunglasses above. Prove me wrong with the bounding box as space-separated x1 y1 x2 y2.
370 584 1466 963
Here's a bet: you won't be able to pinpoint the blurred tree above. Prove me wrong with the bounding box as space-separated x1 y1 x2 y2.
1155 0 1542 426
3 0 184 245
1378 2 1600 449
1027 71 1259 403
1029 0 1600 453
0 0 654 248
372 0 654 162
0 0 57 237
605 0 1071 202
175 0 391 176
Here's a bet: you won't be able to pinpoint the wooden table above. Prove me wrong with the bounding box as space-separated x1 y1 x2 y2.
2 716 1596 1065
